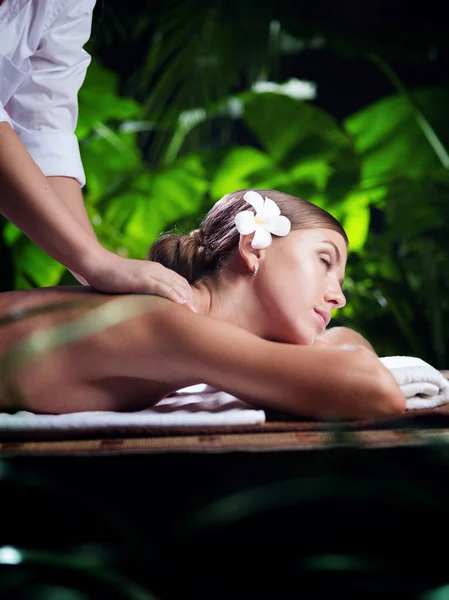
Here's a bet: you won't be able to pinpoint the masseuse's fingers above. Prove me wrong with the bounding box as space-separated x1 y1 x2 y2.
145 275 196 310
87 254 196 311
140 261 196 308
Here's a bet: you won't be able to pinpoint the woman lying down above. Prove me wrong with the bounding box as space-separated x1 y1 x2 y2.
0 189 406 420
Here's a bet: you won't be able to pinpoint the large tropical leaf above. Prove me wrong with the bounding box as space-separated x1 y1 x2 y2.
243 93 350 164
242 92 362 207
344 84 449 187
81 131 142 204
208 146 283 200
77 62 141 140
98 155 208 256
9 240 65 289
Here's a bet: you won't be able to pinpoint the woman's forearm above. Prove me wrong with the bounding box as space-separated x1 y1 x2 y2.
315 326 377 354
0 123 105 279
157 306 405 420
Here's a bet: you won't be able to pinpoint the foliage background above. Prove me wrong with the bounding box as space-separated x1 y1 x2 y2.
1 2 449 597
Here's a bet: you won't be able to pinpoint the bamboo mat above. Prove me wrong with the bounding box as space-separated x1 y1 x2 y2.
2 403 449 456
1 427 449 456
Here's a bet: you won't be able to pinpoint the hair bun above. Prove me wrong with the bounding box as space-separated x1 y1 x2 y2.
147 229 216 284
189 228 206 247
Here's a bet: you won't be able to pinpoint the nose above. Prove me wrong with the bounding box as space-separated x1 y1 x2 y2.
325 282 346 309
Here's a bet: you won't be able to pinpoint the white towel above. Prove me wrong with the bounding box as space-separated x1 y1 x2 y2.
380 356 449 410
0 384 265 435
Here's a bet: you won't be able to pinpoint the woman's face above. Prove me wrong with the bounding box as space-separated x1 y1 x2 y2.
256 227 347 345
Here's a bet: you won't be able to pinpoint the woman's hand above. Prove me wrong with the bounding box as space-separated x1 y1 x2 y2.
85 249 196 311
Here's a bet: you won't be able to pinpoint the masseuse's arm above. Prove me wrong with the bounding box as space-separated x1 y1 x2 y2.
47 176 97 238
0 122 102 275
46 176 96 285
0 0 194 308
0 124 194 307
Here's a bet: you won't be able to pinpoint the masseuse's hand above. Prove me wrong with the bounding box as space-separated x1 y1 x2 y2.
85 250 196 311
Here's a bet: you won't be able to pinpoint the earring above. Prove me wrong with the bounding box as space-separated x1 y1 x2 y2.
252 265 258 276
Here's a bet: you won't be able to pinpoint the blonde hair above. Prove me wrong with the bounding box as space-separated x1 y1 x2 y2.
148 189 348 284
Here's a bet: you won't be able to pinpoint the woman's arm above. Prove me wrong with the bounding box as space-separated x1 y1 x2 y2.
314 326 377 354
1 293 405 419
154 304 405 420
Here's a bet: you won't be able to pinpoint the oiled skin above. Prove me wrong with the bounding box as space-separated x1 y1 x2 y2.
0 286 405 419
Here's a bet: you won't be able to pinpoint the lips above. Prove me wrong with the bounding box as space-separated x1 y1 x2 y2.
314 309 330 328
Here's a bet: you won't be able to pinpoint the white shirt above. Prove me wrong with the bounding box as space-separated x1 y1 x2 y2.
0 0 96 186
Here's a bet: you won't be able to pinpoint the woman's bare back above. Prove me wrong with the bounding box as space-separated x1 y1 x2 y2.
0 287 184 413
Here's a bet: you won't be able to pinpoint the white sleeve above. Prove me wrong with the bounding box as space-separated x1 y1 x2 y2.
0 96 13 128
0 106 12 125
5 0 96 187
0 53 31 128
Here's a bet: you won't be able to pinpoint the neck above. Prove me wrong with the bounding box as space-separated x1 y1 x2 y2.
191 273 265 337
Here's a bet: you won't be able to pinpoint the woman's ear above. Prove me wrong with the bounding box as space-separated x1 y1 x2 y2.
238 234 266 274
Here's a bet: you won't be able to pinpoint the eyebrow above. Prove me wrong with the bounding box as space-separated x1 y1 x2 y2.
320 240 344 286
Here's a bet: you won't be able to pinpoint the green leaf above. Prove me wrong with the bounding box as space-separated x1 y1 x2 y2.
11 239 66 289
344 84 449 186
340 193 371 253
209 146 278 199
81 132 141 203
289 159 331 193
422 584 449 600
120 156 208 247
242 93 360 205
243 93 350 164
2 222 22 246
76 62 141 140
383 179 446 239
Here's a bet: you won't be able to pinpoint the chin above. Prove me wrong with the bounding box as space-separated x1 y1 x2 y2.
269 319 316 345
284 329 315 346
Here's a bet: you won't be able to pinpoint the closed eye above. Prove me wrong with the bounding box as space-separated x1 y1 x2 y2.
320 257 332 269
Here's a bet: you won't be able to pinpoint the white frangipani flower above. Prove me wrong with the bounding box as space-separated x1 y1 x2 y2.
234 191 291 249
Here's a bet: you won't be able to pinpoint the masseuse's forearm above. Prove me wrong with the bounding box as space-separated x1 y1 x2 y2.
0 123 104 278
47 176 96 238
46 176 97 284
